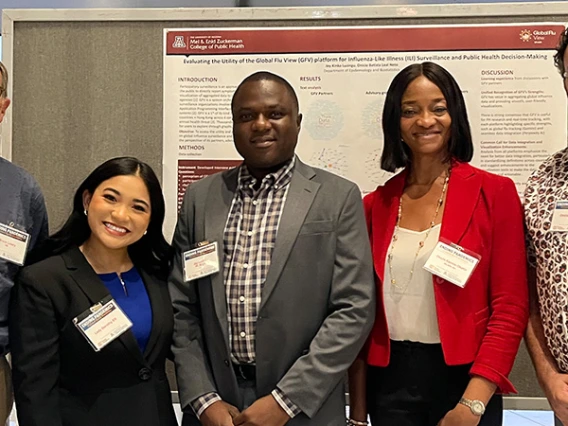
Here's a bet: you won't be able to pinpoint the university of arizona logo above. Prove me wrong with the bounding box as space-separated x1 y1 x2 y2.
172 36 187 48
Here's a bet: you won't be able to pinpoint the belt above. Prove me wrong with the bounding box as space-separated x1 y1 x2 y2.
233 363 256 381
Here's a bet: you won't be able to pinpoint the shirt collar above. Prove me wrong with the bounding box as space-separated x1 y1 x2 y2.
238 156 296 191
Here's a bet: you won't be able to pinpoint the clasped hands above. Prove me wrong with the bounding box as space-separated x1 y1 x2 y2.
200 394 290 426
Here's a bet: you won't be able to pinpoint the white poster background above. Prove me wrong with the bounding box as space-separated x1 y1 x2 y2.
163 24 567 238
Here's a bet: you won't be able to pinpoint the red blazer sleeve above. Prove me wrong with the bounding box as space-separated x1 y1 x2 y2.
363 191 376 237
469 177 529 394
355 190 381 360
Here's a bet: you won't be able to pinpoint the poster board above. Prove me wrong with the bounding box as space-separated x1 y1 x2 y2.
3 4 568 406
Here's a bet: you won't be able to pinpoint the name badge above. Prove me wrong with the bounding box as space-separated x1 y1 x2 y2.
423 240 481 288
73 295 133 352
0 223 30 266
183 241 220 282
551 201 568 231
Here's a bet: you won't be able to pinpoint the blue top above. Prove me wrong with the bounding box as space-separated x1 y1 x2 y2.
98 267 153 353
0 157 49 354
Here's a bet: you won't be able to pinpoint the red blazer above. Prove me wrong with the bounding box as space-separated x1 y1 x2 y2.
364 161 528 394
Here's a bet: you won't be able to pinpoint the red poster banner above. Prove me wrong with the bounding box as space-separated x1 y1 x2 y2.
166 25 563 56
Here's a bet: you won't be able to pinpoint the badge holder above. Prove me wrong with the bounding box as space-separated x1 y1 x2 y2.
183 241 220 282
423 238 481 288
551 201 568 232
73 295 133 352
0 223 30 266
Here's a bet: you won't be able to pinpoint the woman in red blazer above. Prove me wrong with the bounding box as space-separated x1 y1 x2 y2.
348 62 528 426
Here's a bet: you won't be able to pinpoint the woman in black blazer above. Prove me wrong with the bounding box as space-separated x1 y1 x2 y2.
9 157 177 426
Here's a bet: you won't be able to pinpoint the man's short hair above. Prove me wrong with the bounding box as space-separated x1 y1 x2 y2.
0 61 7 98
554 28 568 76
231 71 299 113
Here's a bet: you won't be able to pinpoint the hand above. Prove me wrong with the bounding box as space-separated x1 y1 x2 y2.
200 400 240 426
232 395 290 426
542 372 568 425
437 404 481 426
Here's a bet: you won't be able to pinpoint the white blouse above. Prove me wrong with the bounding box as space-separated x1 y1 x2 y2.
383 224 441 344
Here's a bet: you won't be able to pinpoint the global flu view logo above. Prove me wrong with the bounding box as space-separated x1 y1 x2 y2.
520 28 557 44
519 30 532 42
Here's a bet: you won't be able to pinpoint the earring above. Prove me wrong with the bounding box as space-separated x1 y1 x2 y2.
143 231 147 236
84 209 88 216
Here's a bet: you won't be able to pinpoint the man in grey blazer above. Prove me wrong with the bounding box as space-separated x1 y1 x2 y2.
169 71 375 426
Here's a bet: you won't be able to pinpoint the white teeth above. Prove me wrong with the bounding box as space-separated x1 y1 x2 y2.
105 223 127 233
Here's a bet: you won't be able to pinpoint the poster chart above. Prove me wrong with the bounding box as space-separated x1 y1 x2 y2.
163 24 567 236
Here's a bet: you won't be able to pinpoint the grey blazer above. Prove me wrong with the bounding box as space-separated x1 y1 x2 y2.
169 159 375 426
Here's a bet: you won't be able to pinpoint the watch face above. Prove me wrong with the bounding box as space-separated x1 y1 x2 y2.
471 401 485 415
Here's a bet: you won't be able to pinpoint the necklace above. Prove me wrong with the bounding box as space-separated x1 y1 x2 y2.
118 274 129 297
387 167 451 290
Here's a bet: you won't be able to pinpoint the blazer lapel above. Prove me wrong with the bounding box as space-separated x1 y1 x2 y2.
205 169 239 348
372 171 406 284
440 162 482 244
63 247 146 366
140 269 165 363
63 246 110 304
259 161 319 311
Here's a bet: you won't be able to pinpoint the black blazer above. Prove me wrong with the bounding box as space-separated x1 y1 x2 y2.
9 246 177 426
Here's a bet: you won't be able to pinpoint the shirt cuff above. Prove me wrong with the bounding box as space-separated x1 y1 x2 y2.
191 392 222 418
271 388 301 418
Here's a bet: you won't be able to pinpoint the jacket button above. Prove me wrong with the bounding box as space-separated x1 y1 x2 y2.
138 367 152 381
224 359 230 367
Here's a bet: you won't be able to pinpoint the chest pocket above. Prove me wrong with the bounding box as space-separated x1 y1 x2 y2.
298 220 334 236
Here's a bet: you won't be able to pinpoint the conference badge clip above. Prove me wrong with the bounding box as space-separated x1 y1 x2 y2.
183 241 220 282
73 295 133 352
423 238 481 288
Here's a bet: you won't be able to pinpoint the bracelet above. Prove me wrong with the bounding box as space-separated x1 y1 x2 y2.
347 419 369 426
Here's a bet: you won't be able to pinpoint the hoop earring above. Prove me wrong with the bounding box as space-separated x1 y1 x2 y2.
143 230 147 236
84 209 88 216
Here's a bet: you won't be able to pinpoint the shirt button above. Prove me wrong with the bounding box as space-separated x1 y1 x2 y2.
239 296 245 302
252 200 258 205
240 331 246 338
247 231 253 237
243 263 249 269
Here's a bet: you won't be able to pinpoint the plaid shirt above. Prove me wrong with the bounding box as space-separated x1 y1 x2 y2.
192 158 301 419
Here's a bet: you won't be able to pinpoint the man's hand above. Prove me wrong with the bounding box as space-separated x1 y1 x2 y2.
232 395 290 426
542 372 568 425
200 401 240 426
437 403 481 426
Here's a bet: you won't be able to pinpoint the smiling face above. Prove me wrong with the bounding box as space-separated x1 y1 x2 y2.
232 79 302 179
83 174 151 252
399 75 452 160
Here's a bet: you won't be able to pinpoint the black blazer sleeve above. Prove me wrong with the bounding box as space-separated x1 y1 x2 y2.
10 267 62 426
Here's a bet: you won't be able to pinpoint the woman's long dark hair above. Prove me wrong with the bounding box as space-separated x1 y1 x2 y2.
381 62 474 172
29 157 173 275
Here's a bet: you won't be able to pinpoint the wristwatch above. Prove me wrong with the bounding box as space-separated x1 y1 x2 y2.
459 397 486 416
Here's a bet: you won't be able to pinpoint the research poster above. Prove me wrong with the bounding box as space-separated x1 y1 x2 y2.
163 24 566 236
